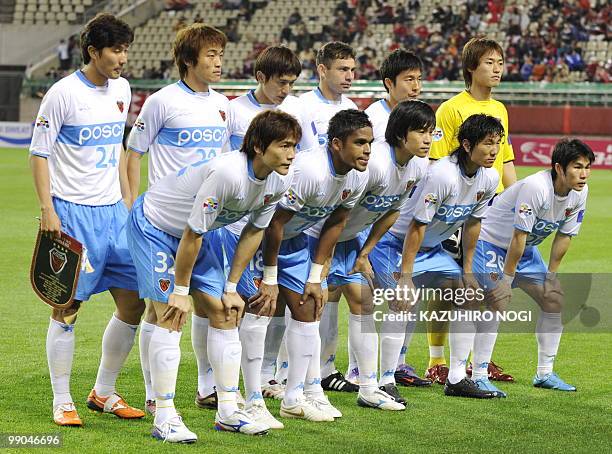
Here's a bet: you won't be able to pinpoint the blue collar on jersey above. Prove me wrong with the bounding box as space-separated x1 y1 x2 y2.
326 147 337 176
247 90 260 107
76 70 102 88
177 80 210 96
315 87 339 105
381 99 391 113
247 157 264 182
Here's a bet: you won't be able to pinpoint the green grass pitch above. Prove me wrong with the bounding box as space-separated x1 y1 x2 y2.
1 148 610 452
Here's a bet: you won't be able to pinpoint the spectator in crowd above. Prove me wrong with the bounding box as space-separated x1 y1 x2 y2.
57 39 70 71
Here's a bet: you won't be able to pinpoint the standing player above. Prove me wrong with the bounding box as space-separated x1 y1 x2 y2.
425 37 517 384
326 100 433 410
127 110 300 442
269 41 360 392
470 139 593 396
220 45 301 426
365 49 423 142
29 13 145 426
255 109 371 421
126 23 228 416
370 114 502 399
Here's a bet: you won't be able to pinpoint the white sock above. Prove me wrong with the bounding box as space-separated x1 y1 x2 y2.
319 301 339 378
349 313 378 393
47 318 75 407
150 326 182 425
139 320 155 401
274 309 292 383
429 345 445 359
284 318 318 406
472 313 500 381
262 316 285 384
448 310 476 384
347 335 357 375
240 313 270 403
208 327 241 418
536 311 563 378
379 311 407 385
304 321 324 398
191 314 215 397
397 316 417 367
94 315 138 397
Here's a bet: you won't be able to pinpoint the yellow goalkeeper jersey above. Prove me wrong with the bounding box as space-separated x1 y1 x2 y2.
429 90 514 193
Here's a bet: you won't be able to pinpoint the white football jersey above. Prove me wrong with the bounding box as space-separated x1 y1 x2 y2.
364 98 391 142
481 170 587 248
29 71 131 205
127 81 228 186
224 90 276 152
143 151 293 238
294 88 357 152
391 155 499 248
279 146 368 240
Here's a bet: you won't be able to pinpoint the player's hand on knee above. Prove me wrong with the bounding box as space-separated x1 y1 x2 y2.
222 291 245 325
488 276 512 306
40 207 62 238
162 294 191 332
392 274 417 313
248 282 278 317
301 282 323 319
349 254 375 292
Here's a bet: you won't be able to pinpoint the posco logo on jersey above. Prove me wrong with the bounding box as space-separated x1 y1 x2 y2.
217 207 248 225
298 204 337 221
359 192 402 212
526 218 560 245
434 203 476 223
158 126 226 148
57 122 125 146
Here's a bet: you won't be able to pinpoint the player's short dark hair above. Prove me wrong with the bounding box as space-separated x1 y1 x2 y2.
327 109 372 145
241 110 302 159
550 139 595 179
254 45 301 80
385 100 435 147
461 36 504 88
316 41 355 68
80 13 133 64
380 49 423 93
173 23 227 79
451 114 505 170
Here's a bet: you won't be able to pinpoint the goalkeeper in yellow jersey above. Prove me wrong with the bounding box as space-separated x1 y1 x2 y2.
425 37 517 384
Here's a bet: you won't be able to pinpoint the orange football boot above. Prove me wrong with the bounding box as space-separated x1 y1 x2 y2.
53 403 83 426
86 390 145 419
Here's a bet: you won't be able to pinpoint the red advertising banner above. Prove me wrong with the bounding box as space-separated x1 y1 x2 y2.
512 136 612 169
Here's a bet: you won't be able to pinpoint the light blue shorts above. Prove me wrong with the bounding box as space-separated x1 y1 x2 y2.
127 195 225 303
53 197 138 301
221 227 263 298
327 230 369 287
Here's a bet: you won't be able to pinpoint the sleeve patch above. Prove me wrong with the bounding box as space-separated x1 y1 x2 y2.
518 203 533 219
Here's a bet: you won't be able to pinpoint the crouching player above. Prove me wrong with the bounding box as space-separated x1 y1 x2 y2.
327 100 433 410
251 109 371 421
472 139 593 395
371 114 501 399
126 110 300 442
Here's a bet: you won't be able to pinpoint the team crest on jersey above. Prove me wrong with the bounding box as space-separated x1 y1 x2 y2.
341 189 352 201
518 203 533 219
202 197 219 213
263 193 274 205
158 278 171 293
49 247 67 274
424 193 438 205
476 190 485 202
565 208 572 218
285 189 298 205
490 272 499 282
36 115 50 129
219 110 226 121
253 277 262 289
406 179 416 192
134 119 145 131
432 127 443 142
117 100 124 113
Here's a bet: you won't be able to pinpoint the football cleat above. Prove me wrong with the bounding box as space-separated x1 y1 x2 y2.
152 415 197 443
395 364 432 387
145 399 156 416
378 384 406 405
467 361 514 382
246 400 284 429
425 364 449 385
533 373 576 392
261 380 285 400
444 378 497 398
321 371 359 392
474 378 507 398
357 389 406 411
306 393 342 418
214 410 269 435
346 367 359 386
279 397 334 422
195 390 217 409
53 403 83 426
86 390 145 419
